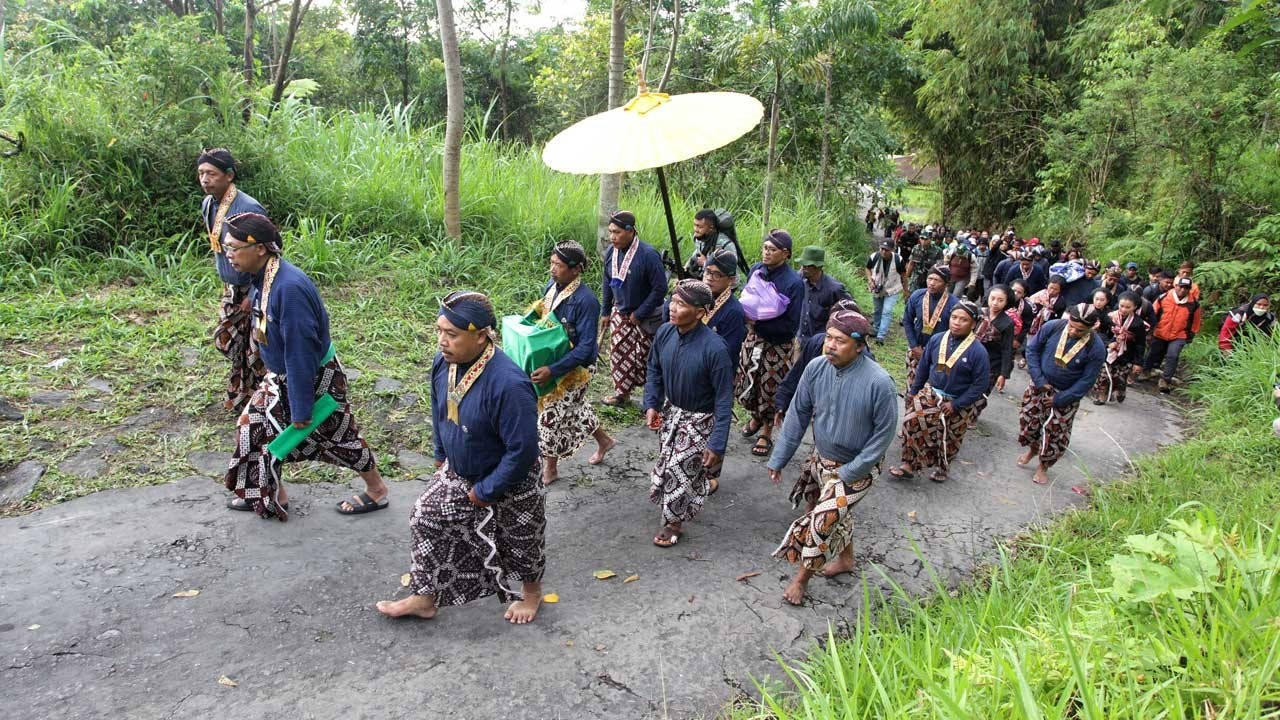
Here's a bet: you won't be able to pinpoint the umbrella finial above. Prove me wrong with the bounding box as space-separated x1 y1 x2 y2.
636 66 649 94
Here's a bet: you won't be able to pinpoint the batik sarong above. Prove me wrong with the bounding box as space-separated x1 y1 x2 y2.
1090 360 1130 404
608 312 652 396
649 404 720 524
1017 384 1080 467
899 385 973 471
537 376 599 459
787 448 824 510
905 349 922 388
213 283 266 411
408 461 546 606
223 354 376 522
774 456 877 572
735 333 795 426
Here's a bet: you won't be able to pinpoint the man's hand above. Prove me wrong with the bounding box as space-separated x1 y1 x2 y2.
625 313 638 326
910 346 923 360
645 408 663 430
701 449 722 467
774 411 785 428
995 376 1006 393
939 400 954 416
530 366 552 385
466 488 490 508
904 393 914 410
768 468 783 485
239 295 252 312
435 459 444 470
291 420 310 429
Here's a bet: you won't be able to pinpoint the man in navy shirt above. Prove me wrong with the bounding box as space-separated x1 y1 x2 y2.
531 241 616 486
643 280 735 548
796 246 853 340
197 148 269 411
1017 303 1106 485
218 213 384 523
890 301 990 483
378 291 547 625
737 229 806 458
701 248 748 367
600 210 668 406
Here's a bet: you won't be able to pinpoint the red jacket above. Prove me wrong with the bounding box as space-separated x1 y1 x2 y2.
1151 291 1202 342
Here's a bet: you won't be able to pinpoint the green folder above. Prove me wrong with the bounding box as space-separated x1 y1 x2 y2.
501 311 571 397
266 344 340 461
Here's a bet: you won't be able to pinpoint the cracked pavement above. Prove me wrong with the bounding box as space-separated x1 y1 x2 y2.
0 366 1182 719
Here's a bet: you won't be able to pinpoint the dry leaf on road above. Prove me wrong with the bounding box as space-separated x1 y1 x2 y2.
400 573 410 587
623 574 638 584
544 593 560 603
217 675 238 688
172 589 200 598
592 570 616 580
735 572 761 582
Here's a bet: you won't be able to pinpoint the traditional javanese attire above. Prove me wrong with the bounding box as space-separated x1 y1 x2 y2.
601 239 667 396
409 345 545 607
768 353 898 568
643 323 735 524
1091 308 1147 404
902 288 958 386
968 307 1015 421
735 262 805 429
203 186 268 410
705 287 747 369
1020 318 1105 467
798 273 853 340
533 278 602 459
223 258 377 522
900 331 990 473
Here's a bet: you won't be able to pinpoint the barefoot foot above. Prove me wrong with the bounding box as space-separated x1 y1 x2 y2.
504 594 543 624
819 555 856 578
1032 466 1050 485
1016 448 1036 467
542 472 560 486
782 576 809 606
376 594 438 619
588 435 616 465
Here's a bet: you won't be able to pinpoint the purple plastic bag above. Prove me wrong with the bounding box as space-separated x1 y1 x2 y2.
741 269 790 321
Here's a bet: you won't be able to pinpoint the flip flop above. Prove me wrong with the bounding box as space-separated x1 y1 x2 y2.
750 436 773 457
601 393 629 407
929 469 948 483
336 492 389 515
887 466 914 480
652 525 681 547
740 420 763 437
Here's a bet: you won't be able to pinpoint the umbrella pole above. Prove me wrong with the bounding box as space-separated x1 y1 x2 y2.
655 166 686 279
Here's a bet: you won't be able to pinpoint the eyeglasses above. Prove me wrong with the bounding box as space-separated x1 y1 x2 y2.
223 243 255 255
703 270 728 280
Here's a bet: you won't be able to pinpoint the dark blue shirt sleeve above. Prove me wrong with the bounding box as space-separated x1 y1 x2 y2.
278 285 325 423
431 356 446 463
720 307 747 369
775 336 820 412
549 291 600 378
642 326 668 412
708 340 735 455
1026 319 1052 387
635 249 668 320
472 380 540 503
601 248 615 316
903 291 921 347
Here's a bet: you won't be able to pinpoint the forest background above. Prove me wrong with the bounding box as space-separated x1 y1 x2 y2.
2 1 1280 717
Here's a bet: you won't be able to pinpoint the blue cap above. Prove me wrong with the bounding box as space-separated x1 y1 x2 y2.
1126 262 1138 269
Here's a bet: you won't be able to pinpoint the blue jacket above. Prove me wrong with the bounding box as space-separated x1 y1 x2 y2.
1026 319 1106 407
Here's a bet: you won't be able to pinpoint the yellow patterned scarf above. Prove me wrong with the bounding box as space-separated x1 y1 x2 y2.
252 255 280 346
448 341 496 424
1054 326 1089 368
207 184 238 253
921 291 946 334
936 332 976 372
703 287 733 324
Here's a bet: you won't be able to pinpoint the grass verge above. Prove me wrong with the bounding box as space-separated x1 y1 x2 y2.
734 331 1280 718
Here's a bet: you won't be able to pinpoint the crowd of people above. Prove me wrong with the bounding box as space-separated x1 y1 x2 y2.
195 146 1275 622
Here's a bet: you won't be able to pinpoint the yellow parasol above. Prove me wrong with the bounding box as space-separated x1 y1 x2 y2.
542 80 764 277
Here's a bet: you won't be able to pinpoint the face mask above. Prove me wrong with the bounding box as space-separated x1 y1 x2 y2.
1254 306 1269 316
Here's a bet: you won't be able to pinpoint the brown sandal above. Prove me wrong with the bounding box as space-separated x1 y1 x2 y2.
653 525 681 547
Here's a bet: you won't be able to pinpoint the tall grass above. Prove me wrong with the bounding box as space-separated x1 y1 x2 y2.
741 333 1280 719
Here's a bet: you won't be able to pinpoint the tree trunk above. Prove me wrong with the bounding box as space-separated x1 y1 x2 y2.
497 0 513 139
657 0 680 92
206 0 226 36
437 0 465 240
597 0 626 254
761 62 781 232
243 0 257 123
816 60 831 211
269 0 313 112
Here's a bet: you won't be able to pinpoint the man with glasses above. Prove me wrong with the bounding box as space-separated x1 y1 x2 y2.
700 248 747 367
219 213 387 521
197 148 270 412
737 230 805 459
